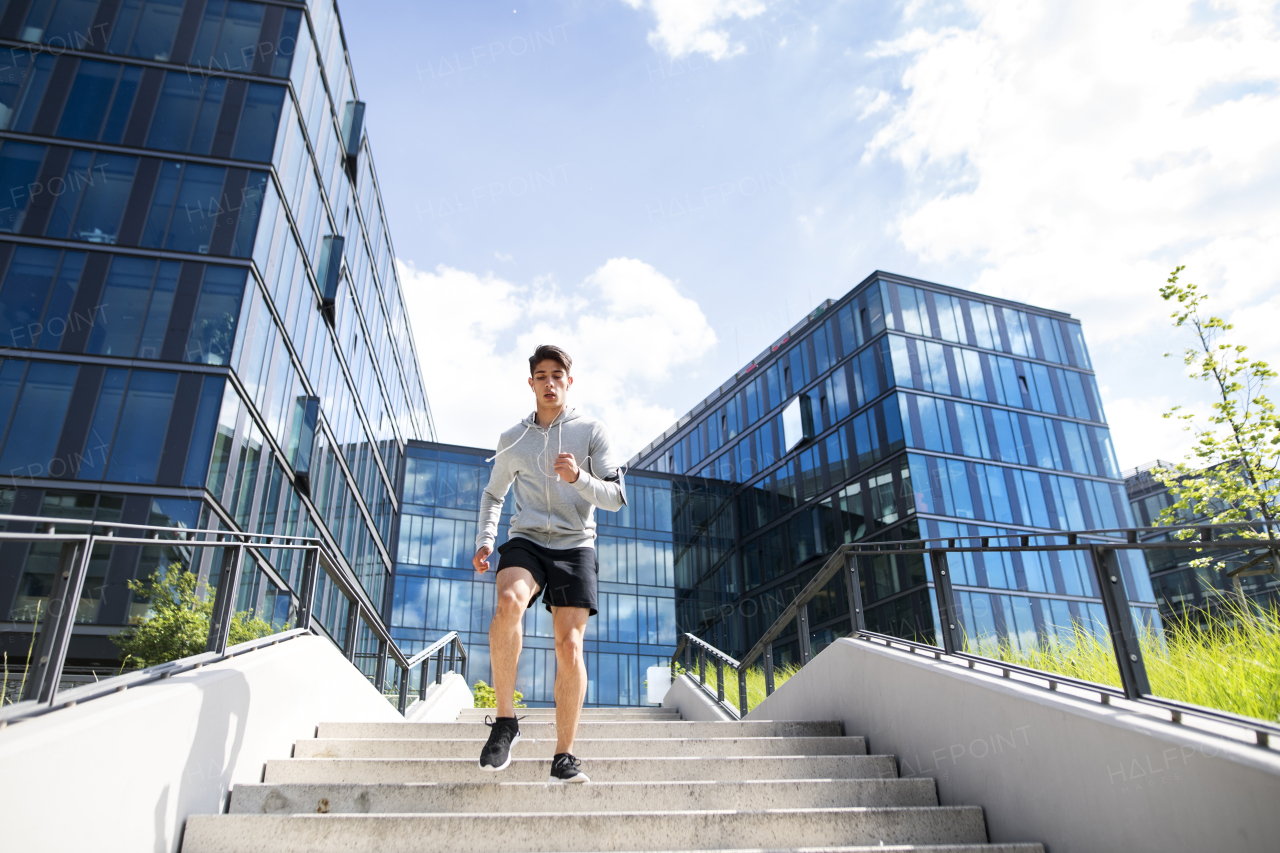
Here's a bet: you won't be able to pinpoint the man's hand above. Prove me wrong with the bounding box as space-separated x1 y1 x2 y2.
554 452 580 483
474 545 492 573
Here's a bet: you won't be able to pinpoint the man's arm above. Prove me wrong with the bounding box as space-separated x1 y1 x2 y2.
476 440 516 553
568 423 627 512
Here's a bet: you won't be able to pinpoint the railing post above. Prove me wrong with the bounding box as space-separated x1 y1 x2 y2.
1091 546 1152 700
684 637 692 672
447 639 456 678
737 667 748 717
699 648 706 685
929 549 964 655
715 658 725 703
844 553 866 633
460 640 469 682
435 645 445 685
295 548 318 632
342 601 360 662
25 540 91 704
764 642 775 695
796 606 812 665
206 544 245 655
398 660 410 714
373 637 388 693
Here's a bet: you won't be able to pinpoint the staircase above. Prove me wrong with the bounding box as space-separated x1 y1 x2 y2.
182 706 1044 852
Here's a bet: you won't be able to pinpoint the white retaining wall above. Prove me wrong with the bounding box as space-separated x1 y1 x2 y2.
0 634 401 853
746 636 1280 853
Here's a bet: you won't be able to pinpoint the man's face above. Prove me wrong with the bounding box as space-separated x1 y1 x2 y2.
529 359 572 407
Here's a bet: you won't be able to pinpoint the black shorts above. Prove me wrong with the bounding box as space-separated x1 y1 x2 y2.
496 537 598 615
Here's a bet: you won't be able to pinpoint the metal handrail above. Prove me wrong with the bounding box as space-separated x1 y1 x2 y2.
0 515 468 725
395 631 469 714
671 524 1280 743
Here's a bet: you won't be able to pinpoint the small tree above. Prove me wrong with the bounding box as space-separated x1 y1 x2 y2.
112 563 275 669
1154 267 1280 585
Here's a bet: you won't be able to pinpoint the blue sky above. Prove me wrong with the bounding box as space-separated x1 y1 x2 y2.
339 1 1280 465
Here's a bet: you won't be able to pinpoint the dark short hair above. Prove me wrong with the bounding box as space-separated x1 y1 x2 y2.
529 344 572 376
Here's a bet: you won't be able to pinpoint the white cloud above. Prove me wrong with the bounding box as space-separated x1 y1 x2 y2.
862 0 1280 464
620 0 779 60
398 257 717 460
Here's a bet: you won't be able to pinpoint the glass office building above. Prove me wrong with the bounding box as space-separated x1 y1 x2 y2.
390 441 684 707
1126 461 1279 626
0 0 433 671
631 271 1160 664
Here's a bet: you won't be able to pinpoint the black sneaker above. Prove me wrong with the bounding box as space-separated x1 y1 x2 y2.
479 716 521 771
550 752 589 783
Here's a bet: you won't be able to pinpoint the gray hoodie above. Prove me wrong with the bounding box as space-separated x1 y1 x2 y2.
476 407 627 552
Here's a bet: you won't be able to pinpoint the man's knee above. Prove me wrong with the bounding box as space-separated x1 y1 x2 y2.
495 588 528 621
556 632 584 665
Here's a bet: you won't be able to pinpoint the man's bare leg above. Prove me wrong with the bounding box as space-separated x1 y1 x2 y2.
552 605 590 754
491 567 537 718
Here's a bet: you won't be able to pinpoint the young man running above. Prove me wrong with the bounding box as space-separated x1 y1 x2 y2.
473 344 626 783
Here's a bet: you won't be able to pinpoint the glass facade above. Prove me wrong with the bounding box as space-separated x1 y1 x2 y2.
391 442 684 707
1126 462 1280 627
631 272 1160 666
0 1 433 671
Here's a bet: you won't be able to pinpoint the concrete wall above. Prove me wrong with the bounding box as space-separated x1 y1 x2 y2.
662 673 734 721
747 637 1280 853
0 634 400 853
405 672 474 722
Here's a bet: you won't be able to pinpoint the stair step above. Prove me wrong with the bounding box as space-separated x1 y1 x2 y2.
455 710 680 721
318 720 842 740
530 848 1045 853
183 806 989 852
230 778 938 814
295 736 866 760
263 755 899 784
458 708 678 715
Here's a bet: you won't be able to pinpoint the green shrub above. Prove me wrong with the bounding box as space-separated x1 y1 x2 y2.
689 660 802 714
472 680 526 709
111 563 276 669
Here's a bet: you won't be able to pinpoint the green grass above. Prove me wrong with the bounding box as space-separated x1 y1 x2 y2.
685 603 1280 723
982 604 1280 724
682 660 803 714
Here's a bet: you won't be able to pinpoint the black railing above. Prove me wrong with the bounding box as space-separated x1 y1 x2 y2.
0 514 466 725
672 524 1280 746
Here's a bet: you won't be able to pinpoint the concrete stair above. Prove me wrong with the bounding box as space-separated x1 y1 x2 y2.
181 706 1045 853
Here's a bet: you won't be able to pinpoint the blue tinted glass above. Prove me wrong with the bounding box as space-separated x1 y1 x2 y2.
105 370 177 483
183 376 226 486
163 163 225 253
45 148 95 238
70 152 137 244
147 74 203 152
78 368 128 480
231 171 269 257
100 65 143 145
0 52 35 128
0 361 77 476
125 0 183 61
188 76 226 156
213 1 264 70
0 141 39 227
273 9 302 77
232 83 285 161
40 0 97 48
0 246 58 348
190 0 226 67
141 160 183 247
186 266 247 365
8 54 56 133
88 256 155 356
36 251 85 351
0 360 25 440
57 59 118 140
137 261 179 358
